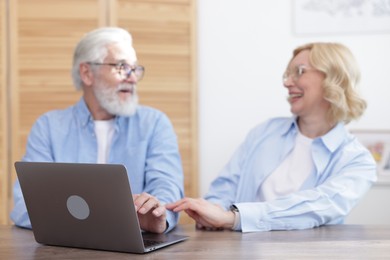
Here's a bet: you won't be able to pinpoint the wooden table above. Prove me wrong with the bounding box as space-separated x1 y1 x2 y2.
1 224 390 259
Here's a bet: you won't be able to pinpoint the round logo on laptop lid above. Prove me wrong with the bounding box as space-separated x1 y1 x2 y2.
66 195 90 220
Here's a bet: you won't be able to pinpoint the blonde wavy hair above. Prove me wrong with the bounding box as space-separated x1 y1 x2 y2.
291 42 366 124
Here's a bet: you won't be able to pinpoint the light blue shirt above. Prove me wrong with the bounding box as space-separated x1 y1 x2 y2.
10 98 184 232
205 117 377 232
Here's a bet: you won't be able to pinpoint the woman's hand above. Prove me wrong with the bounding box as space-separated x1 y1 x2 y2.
166 198 235 230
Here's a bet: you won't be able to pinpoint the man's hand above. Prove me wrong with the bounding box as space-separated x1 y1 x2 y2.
133 192 167 233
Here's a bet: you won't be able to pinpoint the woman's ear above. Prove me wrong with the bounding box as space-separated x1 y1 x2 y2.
79 63 94 87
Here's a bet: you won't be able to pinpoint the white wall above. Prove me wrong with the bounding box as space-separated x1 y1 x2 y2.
197 0 390 224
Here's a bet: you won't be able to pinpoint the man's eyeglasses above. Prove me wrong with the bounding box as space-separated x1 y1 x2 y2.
282 65 317 83
88 62 145 81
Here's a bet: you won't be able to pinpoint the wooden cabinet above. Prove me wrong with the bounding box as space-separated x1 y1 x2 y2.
1 0 197 225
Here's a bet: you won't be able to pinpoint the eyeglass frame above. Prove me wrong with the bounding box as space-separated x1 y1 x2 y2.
87 62 145 81
282 64 318 83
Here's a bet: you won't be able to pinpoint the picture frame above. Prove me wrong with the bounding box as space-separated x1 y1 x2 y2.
350 129 390 185
293 0 390 35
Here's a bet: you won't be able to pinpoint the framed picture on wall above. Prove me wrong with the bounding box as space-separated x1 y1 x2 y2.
293 0 390 35
351 129 390 185
380 144 390 175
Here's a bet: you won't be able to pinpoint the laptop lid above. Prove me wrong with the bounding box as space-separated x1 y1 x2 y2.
14 161 188 254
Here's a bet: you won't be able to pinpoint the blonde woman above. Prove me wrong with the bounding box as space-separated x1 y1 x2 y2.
167 42 377 232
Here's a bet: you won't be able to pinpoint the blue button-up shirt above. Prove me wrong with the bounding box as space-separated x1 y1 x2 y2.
205 117 377 232
10 98 184 232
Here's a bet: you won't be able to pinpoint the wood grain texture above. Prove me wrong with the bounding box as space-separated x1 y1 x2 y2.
1 224 390 259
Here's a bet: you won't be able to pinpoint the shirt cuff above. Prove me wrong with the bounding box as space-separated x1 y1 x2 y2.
232 211 242 231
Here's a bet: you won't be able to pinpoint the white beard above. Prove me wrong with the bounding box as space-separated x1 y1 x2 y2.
93 82 139 117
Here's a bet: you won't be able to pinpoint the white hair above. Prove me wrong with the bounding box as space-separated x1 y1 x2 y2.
71 27 133 90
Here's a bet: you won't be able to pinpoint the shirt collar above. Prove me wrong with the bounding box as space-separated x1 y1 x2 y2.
74 98 137 129
281 116 347 152
318 122 348 153
280 116 298 137
74 98 93 127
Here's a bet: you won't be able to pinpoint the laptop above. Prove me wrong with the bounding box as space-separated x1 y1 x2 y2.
14 161 188 254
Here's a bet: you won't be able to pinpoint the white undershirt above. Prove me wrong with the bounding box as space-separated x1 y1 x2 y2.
94 119 115 164
257 131 314 202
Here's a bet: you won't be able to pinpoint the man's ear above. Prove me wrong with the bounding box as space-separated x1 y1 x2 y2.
79 63 94 87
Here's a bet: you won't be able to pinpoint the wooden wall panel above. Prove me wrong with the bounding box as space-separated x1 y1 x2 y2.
0 0 10 225
110 0 198 224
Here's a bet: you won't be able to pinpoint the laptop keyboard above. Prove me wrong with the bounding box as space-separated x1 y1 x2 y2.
143 239 165 248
